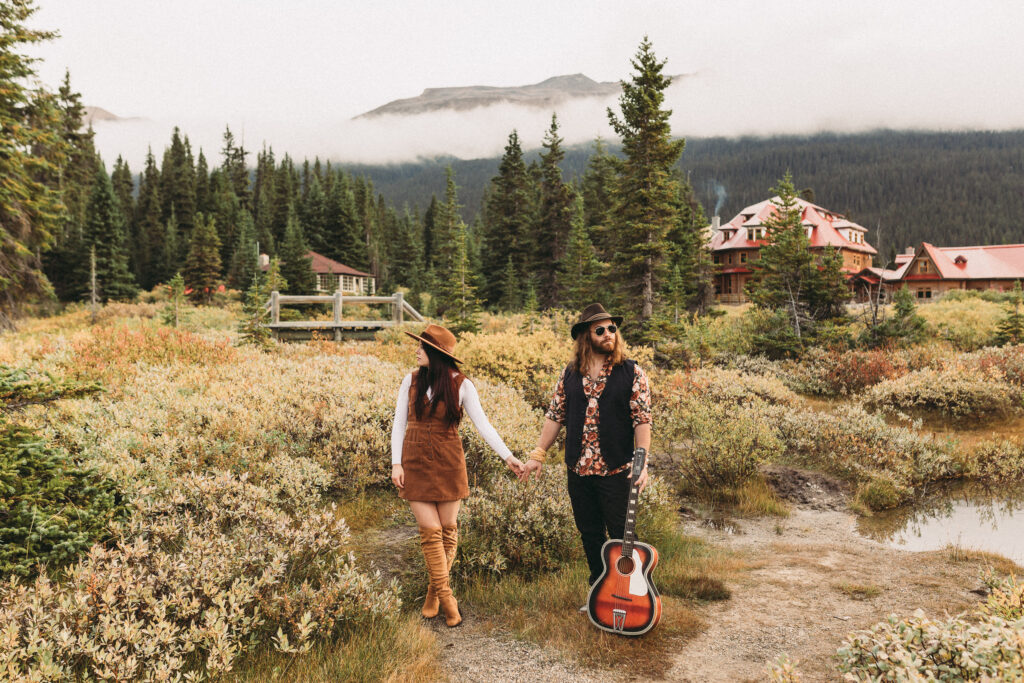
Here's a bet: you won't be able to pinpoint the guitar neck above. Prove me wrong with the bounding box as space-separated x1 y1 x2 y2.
621 481 640 557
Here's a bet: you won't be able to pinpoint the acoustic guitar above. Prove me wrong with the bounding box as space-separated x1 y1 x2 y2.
586 447 662 636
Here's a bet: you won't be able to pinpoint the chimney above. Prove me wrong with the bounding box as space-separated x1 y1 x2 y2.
259 253 270 267
712 215 721 231
904 246 915 255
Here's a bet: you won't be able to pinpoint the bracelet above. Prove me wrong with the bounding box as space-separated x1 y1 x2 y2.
528 446 548 463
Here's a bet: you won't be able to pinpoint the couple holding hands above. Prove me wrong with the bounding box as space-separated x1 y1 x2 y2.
390 303 652 627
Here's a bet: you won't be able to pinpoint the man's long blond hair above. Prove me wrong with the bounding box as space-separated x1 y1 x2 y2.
572 325 626 374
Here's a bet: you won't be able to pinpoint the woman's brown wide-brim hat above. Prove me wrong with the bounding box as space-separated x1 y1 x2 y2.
570 303 624 340
405 323 463 364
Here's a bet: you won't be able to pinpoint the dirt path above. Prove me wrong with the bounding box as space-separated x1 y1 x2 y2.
667 468 1002 682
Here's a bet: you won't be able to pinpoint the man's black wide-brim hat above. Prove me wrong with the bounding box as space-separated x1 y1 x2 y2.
570 303 624 340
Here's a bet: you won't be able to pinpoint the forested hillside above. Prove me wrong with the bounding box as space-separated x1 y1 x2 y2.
345 130 1024 263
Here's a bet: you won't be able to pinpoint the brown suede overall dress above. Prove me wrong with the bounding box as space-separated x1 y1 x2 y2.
399 375 470 502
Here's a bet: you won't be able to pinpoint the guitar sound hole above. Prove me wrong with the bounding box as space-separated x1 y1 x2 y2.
616 555 635 575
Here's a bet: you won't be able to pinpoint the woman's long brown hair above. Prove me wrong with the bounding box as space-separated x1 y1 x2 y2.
573 326 625 374
413 344 464 427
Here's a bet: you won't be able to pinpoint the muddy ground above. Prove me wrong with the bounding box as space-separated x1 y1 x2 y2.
367 466 1013 682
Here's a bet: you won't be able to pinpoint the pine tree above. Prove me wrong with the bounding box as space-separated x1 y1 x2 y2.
183 213 221 303
133 149 163 288
159 127 196 254
607 37 686 331
301 173 328 255
481 130 533 306
581 137 620 258
253 147 276 255
162 208 179 286
209 173 242 272
220 126 250 208
745 173 816 342
161 272 185 327
559 195 604 312
194 149 210 215
323 171 358 264
43 70 98 302
533 114 576 307
110 156 136 277
227 210 259 289
278 206 316 294
82 162 137 302
995 280 1024 346
0 2 66 326
423 194 439 269
433 168 481 332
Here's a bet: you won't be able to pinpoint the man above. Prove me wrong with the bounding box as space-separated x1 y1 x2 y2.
520 303 651 608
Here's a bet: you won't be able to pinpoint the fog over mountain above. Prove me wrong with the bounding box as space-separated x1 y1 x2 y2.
88 66 1024 170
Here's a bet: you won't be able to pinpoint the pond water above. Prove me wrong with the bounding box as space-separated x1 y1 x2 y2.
857 482 1024 565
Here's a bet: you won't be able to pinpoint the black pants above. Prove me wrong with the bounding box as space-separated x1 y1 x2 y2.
567 468 631 585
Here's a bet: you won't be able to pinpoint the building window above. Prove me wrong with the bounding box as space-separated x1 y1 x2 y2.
342 275 354 292
919 261 931 274
713 254 721 264
727 254 733 265
740 252 747 263
916 288 932 300
317 274 338 292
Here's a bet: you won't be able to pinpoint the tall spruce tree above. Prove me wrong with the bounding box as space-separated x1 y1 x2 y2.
433 168 481 331
607 37 686 331
183 213 221 303
533 114 576 307
581 137 620 258
323 172 358 264
559 194 604 312
159 127 196 255
220 126 250 207
745 173 817 342
0 1 68 326
194 149 210 215
481 130 533 306
133 150 163 288
995 280 1024 346
227 210 259 289
278 206 316 294
82 162 137 302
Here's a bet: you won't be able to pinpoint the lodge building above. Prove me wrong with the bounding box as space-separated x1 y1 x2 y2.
259 251 376 295
709 197 877 304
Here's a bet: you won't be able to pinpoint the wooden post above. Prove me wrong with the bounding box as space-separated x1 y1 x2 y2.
393 291 404 325
333 289 343 341
270 290 280 324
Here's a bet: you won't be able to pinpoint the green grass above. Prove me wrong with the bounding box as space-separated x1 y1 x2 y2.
834 581 882 601
224 614 442 683
458 529 742 678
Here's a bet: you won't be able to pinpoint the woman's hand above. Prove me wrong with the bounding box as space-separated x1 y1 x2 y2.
519 458 543 481
505 455 525 476
391 463 405 489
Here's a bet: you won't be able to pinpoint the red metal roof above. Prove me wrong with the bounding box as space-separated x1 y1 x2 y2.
877 242 1024 283
261 251 374 278
709 197 877 263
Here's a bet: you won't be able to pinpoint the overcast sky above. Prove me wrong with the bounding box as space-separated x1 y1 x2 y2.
27 0 1024 167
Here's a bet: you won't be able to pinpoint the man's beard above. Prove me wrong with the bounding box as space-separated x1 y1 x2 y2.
590 335 615 355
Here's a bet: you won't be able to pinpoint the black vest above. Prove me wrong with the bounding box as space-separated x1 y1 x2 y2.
564 360 636 471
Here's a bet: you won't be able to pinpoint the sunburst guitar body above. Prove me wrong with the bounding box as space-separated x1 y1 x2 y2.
585 448 662 636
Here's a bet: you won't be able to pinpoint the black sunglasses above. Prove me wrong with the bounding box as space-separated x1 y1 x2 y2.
594 324 617 336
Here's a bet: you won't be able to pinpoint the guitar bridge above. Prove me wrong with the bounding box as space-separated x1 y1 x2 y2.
612 608 627 631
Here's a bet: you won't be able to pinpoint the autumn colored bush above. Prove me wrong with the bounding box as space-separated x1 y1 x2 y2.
837 574 1024 680
780 347 908 396
0 471 400 680
863 367 1022 421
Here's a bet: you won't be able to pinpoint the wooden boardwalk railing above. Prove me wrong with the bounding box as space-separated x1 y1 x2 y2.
264 291 424 340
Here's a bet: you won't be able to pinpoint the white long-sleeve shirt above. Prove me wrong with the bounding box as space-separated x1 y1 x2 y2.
391 373 513 465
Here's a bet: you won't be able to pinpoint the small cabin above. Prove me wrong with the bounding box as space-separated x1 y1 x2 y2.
260 251 375 295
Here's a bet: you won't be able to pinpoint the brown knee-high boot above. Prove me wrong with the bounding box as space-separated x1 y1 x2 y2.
419 526 461 627
422 524 459 619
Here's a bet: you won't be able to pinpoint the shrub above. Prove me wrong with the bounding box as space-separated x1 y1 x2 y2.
458 469 677 579
0 366 121 578
772 405 961 509
837 574 1024 681
780 347 907 396
966 438 1024 482
659 391 784 496
458 466 580 577
661 367 801 408
863 367 1021 421
962 345 1024 387
0 422 126 578
919 296 1003 351
0 472 400 680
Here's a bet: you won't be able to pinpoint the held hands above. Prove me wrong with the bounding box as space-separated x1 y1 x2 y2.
505 455 526 476
518 458 543 481
391 463 404 490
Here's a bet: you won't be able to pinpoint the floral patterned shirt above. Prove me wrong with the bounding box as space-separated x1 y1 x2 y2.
545 358 652 476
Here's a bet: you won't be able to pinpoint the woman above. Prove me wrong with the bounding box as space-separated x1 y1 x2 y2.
390 324 524 627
